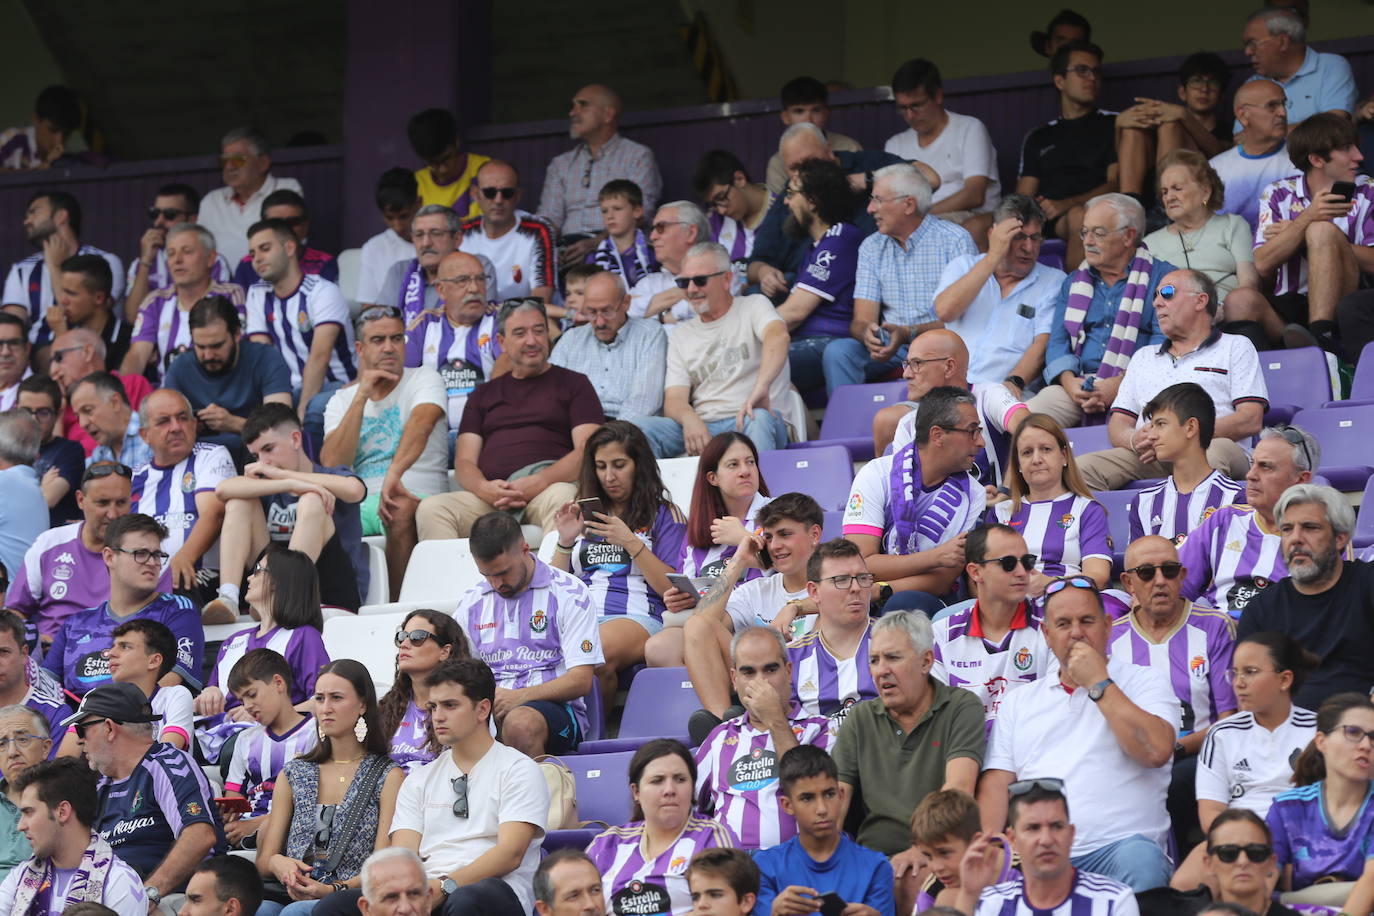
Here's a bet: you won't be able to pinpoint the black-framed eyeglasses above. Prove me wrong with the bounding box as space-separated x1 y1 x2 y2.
673 271 728 290
110 546 169 566
0 337 25 351
50 345 85 364
709 188 732 206
18 406 54 422
451 775 469 818
80 462 132 486
1008 777 1065 796
1044 575 1097 597
938 423 984 438
1124 562 1182 581
0 732 46 751
481 186 517 200
977 554 1038 573
1338 724 1374 746
1060 64 1103 78
358 305 403 323
820 573 876 590
903 356 948 371
1208 843 1273 864
395 629 441 648
148 206 189 222
1272 425 1313 471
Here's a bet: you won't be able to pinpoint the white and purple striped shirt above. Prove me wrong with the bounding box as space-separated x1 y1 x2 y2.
4 521 113 637
404 310 502 427
130 281 245 382
1108 603 1238 734
1256 173 1374 296
224 714 318 817
131 442 237 568
245 274 355 391
677 492 772 582
843 449 986 557
973 870 1139 916
572 504 686 622
787 625 877 722
586 815 738 916
693 707 836 849
891 382 1027 489
931 601 1050 730
458 560 604 736
1128 470 1246 544
1178 504 1286 618
208 624 330 708
2 245 126 347
995 493 1111 578
389 698 434 773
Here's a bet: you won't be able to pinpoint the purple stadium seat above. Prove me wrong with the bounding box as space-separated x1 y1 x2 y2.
1091 490 1135 571
1331 341 1374 408
789 381 907 461
584 677 604 742
1354 475 1374 549
576 667 695 754
1039 238 1067 270
1259 347 1332 423
1064 424 1113 457
823 510 843 540
758 446 854 512
541 749 636 851
1289 405 1374 491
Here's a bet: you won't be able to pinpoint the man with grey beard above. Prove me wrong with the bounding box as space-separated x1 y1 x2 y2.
1238 483 1374 709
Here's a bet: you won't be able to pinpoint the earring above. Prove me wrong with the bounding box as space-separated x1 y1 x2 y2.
318 723 327 742
354 716 368 742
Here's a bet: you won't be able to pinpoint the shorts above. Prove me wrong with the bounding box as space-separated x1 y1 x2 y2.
1271 292 1310 325
521 699 582 754
360 488 431 537
597 613 665 636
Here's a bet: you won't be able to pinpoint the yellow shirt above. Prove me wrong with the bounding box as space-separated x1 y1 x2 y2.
414 151 491 219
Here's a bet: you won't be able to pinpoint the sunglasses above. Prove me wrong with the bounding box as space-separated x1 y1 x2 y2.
81 462 133 486
673 271 728 290
451 775 469 818
1008 777 1064 797
481 186 517 200
395 629 441 648
1044 575 1098 597
219 154 251 168
1124 562 1182 581
1158 284 1192 301
73 718 109 740
1273 425 1313 471
977 554 1038 573
148 207 189 222
1209 843 1272 864
50 344 86 364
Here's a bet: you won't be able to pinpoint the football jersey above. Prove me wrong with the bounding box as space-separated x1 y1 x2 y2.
132 442 237 571
42 594 202 695
793 222 863 339
843 447 985 558
572 505 686 621
995 494 1111 578
1178 504 1286 617
125 247 233 295
931 601 1050 729
207 624 331 707
890 382 1026 489
4 522 112 637
974 870 1139 916
389 698 435 773
244 274 355 390
1268 781 1374 887
586 816 738 916
2 245 125 347
404 310 502 427
130 281 246 382
1197 706 1316 816
676 492 771 582
459 212 555 301
1108 603 1238 734
1128 470 1246 544
787 625 876 722
224 714 319 817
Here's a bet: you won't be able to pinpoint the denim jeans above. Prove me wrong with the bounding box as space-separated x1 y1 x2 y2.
789 335 846 397
1070 834 1173 891
821 337 905 389
633 410 790 458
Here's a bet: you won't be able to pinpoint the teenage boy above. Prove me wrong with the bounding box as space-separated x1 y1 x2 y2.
764 77 863 196
589 180 657 289
909 789 1015 911
752 745 894 916
1129 382 1246 543
104 618 193 750
687 848 760 916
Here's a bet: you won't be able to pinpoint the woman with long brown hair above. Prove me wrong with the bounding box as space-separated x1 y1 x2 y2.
377 609 470 773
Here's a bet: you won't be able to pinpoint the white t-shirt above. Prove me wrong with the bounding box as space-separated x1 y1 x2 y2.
1143 214 1255 299
934 255 1064 384
724 574 809 632
459 210 553 300
323 366 450 496
390 742 549 914
152 684 194 748
1196 706 1317 816
198 175 304 266
357 230 414 304
0 854 147 915
665 295 791 423
883 111 1001 213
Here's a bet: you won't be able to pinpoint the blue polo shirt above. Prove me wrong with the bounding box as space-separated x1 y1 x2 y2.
1235 47 1358 130
1042 255 1176 383
0 465 47 583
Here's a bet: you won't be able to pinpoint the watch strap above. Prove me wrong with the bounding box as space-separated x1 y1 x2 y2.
1089 677 1114 700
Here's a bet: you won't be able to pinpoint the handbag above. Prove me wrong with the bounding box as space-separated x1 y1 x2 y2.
535 754 580 830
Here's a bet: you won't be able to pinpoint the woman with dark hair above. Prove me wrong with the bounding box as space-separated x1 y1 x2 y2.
378 609 470 772
585 739 736 916
1203 809 1302 916
258 659 403 912
552 421 686 699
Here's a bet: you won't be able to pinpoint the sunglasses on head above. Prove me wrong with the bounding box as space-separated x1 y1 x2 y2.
1209 843 1272 864
481 186 517 200
1043 575 1098 597
395 629 441 648
358 305 403 323
1008 777 1064 797
148 207 188 222
673 271 728 290
1124 561 1182 581
977 554 1038 573
1273 424 1313 471
81 462 133 486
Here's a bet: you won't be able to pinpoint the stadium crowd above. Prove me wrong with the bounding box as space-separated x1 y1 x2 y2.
0 3 1370 915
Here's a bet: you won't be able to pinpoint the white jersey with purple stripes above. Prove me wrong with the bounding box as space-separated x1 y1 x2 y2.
126 247 233 295
207 624 330 708
458 559 604 736
1178 504 1286 618
994 493 1111 578
131 281 245 382
973 870 1139 916
389 697 435 773
2 246 125 347
586 815 738 916
1108 603 1238 734
678 492 772 581
693 707 836 849
225 714 319 817
843 451 985 557
931 601 1051 729
572 504 686 622
132 442 237 569
404 310 502 427
245 274 355 390
1129 470 1246 544
890 382 1026 488
1197 705 1316 817
787 625 876 722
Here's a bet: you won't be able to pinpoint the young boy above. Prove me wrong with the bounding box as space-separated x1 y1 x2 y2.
407 107 490 218
909 789 1014 910
764 77 863 196
589 180 657 288
687 848 760 916
1128 382 1244 543
561 262 602 326
753 745 895 916
222 648 315 847
104 618 194 750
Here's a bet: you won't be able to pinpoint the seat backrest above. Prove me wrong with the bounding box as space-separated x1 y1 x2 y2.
336 247 362 307
1091 490 1136 556
1352 342 1374 401
758 446 854 511
817 381 908 440
1260 347 1332 408
617 668 697 738
1064 425 1112 457
564 751 636 825
1356 475 1374 546
364 543 389 606
399 539 481 602
322 611 407 691
658 456 701 512
1292 405 1374 468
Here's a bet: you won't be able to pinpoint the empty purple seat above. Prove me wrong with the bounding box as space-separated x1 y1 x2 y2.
758 446 854 512
1289 406 1374 491
1039 238 1067 270
1354 475 1374 549
1331 341 1374 408
1260 347 1332 423
822 510 843 540
1064 424 1113 457
577 667 695 754
1091 490 1135 572
541 749 636 850
789 381 907 461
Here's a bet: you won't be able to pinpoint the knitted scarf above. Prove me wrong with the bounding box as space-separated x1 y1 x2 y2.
11 832 117 915
886 441 975 553
397 258 427 325
1061 247 1156 379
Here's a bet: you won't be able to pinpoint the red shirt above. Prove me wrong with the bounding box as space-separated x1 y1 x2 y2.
63 372 153 456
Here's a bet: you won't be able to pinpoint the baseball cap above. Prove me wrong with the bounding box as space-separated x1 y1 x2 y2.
61 682 161 729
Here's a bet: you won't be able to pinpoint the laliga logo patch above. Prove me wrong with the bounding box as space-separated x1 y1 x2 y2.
847 493 863 513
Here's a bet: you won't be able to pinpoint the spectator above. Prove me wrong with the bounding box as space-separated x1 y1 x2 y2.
693 152 767 282
1256 113 1372 356
589 179 658 289
684 848 758 916
0 409 47 586
2 190 124 351
764 77 863 197
0 85 81 171
0 610 71 749
833 610 984 862
52 254 131 369
932 195 1064 388
69 371 151 468
1028 9 1092 58
416 298 603 538
788 539 879 720
459 161 555 302
884 58 1001 247
407 108 490 219
459 511 601 757
909 790 1014 911
125 183 234 320
206 404 366 621
198 127 304 267
369 204 460 321
357 168 421 306
17 374 84 526
321 306 448 598
1179 425 1317 618
1238 485 1374 708
753 745 895 916
1126 383 1246 543
676 431 771 581
0 314 31 411
549 271 667 421
537 84 662 266
1193 810 1304 916
52 329 153 455
533 849 608 916
1213 81 1298 234
585 739 737 916
42 513 201 696
0 705 56 878
121 223 246 384
634 242 800 457
829 163 977 389
355 848 432 916
181 856 265 916
549 422 681 701
0 757 148 914
74 681 226 897
102 618 190 746
378 609 470 773
978 576 1179 891
1024 194 1173 429
1237 7 1357 129
631 201 711 324
1016 41 1119 268
230 188 338 291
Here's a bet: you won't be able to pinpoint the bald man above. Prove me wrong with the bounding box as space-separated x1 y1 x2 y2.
1211 80 1298 233
549 269 667 421
459 160 556 302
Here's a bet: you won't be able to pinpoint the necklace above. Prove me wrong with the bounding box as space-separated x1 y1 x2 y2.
330 756 363 783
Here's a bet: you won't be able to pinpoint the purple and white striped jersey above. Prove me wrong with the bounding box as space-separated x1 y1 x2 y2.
693 707 836 849
132 442 237 569
572 504 686 622
245 274 356 390
891 383 1026 489
25 663 73 755
995 493 1111 578
931 601 1050 730
130 281 245 382
677 492 772 582
1178 504 1286 618
2 246 125 347
4 522 112 637
0 126 37 169
586 815 738 916
843 448 986 557
389 698 434 773
1108 603 1238 734
208 624 330 707
1128 470 1246 543
125 247 233 295
973 869 1139 916
404 310 502 427
787 625 876 722
458 560 604 736
42 594 203 695
1257 174 1374 296
224 714 318 817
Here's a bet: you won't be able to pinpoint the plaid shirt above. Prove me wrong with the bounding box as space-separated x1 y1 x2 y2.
548 317 667 420
855 217 978 327
1256 173 1374 296
535 133 662 236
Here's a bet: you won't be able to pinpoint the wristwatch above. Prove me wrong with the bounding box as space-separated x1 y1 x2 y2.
1087 678 1114 702
144 885 162 906
1005 375 1026 389
441 877 459 897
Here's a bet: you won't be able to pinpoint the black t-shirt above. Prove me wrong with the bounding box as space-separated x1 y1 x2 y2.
36 435 84 527
1238 560 1374 709
1018 109 1118 201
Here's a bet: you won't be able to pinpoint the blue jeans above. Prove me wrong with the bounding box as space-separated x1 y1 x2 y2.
789 335 847 397
633 411 790 459
822 337 905 389
882 589 946 617
298 380 345 461
1071 834 1173 892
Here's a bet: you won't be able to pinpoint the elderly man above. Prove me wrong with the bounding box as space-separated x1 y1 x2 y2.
1076 269 1266 490
358 168 422 306
459 160 555 302
353 848 435 916
0 314 30 411
229 188 337 291
978 576 1180 891
1211 81 1297 232
632 242 800 457
125 183 234 319
371 204 462 321
417 299 602 537
549 270 667 421
1239 484 1374 708
532 849 605 916
197 127 303 266
629 200 712 322
825 163 977 389
932 195 1064 388
68 372 150 468
1024 194 1174 429
536 84 662 265
51 254 131 369
0 705 56 878
121 223 245 384
0 410 47 586
1237 7 1357 130
180 856 263 916
53 329 153 454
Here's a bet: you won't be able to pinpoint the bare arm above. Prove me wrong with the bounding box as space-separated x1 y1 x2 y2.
371 769 406 858
775 287 826 331
296 324 341 421
118 340 154 377
387 403 446 479
849 297 880 342
145 822 217 899
1014 177 1039 198
1197 799 1227 834
749 321 790 400
319 386 369 468
39 471 70 509
1007 334 1049 387
1106 411 1137 450
976 767 1016 834
1214 402 1264 443
515 664 594 703
929 176 991 216
943 756 979 795
216 469 365 503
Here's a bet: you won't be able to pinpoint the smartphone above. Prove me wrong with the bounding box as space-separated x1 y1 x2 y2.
875 326 891 347
666 574 701 607
215 796 251 814
819 892 847 916
1332 181 1357 203
577 497 605 521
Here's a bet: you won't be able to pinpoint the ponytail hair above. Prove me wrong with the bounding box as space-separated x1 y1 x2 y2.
1292 692 1374 786
1237 630 1319 697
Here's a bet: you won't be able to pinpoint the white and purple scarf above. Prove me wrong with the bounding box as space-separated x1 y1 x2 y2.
11 832 116 915
1062 247 1156 380
886 441 977 553
396 258 428 325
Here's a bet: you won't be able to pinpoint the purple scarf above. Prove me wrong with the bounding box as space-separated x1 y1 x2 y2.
1061 247 1157 379
397 258 427 324
886 441 975 553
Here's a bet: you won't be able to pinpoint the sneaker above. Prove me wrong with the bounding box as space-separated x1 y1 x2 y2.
688 709 723 746
201 597 237 625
